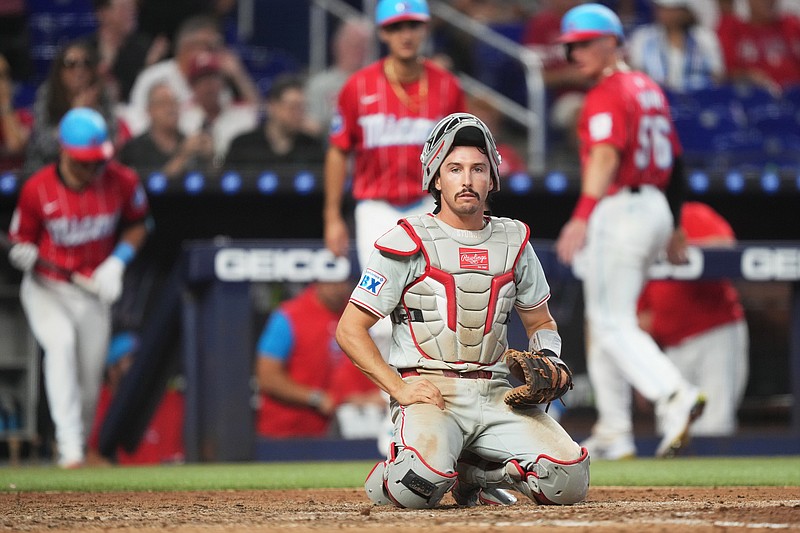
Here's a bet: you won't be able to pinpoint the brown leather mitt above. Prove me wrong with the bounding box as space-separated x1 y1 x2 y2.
503 349 573 408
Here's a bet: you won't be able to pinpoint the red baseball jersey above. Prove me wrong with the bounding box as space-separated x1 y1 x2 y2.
638 202 744 348
577 70 682 194
329 58 465 205
717 12 800 89
9 160 149 281
256 285 345 438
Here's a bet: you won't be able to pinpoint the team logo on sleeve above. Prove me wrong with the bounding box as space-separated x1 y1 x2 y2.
358 268 386 296
330 110 344 135
459 248 489 270
589 112 613 141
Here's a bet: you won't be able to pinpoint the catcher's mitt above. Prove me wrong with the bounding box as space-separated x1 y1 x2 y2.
504 349 573 408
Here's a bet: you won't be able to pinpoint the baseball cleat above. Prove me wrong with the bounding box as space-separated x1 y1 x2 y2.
655 387 706 458
451 481 517 507
580 434 636 460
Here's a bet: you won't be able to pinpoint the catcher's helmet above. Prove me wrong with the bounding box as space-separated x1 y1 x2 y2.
59 107 114 162
558 3 624 43
420 112 502 192
375 0 430 27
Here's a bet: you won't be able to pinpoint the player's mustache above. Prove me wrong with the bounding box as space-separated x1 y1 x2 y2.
456 187 480 201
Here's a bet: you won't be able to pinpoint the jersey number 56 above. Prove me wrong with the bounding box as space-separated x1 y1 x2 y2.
635 115 673 170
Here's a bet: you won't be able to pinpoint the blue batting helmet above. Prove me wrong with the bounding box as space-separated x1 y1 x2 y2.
375 0 430 27
59 107 114 162
558 3 624 43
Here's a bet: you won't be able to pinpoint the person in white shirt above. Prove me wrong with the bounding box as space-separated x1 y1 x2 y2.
628 0 725 93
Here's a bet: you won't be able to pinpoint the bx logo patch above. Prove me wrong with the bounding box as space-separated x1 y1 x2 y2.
358 268 386 296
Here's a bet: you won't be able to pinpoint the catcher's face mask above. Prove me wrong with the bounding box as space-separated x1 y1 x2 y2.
421 112 502 193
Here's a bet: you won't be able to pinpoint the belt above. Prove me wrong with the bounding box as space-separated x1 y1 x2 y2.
628 185 640 193
399 368 493 380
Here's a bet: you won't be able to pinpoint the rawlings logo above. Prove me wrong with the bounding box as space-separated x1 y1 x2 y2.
459 248 489 270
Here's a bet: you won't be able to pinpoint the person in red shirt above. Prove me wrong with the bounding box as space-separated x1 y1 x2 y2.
554 4 704 460
638 202 748 437
254 280 383 438
717 0 800 95
7 107 149 468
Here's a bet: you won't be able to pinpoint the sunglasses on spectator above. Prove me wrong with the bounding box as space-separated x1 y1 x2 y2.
63 58 94 69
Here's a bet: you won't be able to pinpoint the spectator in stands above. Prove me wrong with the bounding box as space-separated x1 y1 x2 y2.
126 14 258 135
24 40 126 175
717 0 800 96
179 52 258 168
118 82 214 179
0 53 32 172
84 0 170 103
638 201 749 437
522 0 591 146
224 75 325 171
255 280 384 439
628 0 725 93
304 17 372 138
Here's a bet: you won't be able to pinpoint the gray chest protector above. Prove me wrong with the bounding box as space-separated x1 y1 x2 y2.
388 215 528 365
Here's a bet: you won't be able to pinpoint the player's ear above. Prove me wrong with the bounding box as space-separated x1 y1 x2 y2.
434 175 441 191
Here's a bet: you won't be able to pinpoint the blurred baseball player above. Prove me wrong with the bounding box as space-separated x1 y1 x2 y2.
7 107 150 468
554 4 705 459
638 202 749 437
323 0 465 456
337 113 588 508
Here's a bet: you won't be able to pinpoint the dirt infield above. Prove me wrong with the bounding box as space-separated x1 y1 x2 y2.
2 486 799 532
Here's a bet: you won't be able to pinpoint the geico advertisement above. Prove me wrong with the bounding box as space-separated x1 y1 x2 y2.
649 246 800 281
214 248 351 282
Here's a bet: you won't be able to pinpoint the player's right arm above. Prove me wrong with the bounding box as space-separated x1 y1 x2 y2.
336 303 444 409
556 143 619 265
323 144 350 257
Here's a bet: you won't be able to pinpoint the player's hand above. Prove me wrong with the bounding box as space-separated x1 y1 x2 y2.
91 255 126 304
392 379 445 409
8 242 38 272
666 227 688 265
324 214 350 257
555 218 587 265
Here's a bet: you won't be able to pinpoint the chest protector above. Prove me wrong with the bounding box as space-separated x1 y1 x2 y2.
381 215 528 365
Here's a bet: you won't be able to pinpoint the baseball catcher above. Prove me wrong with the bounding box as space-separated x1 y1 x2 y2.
336 111 589 510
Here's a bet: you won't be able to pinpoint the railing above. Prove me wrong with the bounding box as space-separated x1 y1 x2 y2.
307 0 547 176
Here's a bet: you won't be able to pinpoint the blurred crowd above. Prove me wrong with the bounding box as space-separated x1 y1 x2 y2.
0 0 798 180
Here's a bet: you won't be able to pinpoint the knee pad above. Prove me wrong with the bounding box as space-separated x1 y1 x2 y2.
504 447 590 505
364 460 391 505
383 446 457 509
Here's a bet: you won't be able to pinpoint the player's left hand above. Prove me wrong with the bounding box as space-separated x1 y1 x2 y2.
91 255 125 304
555 218 587 265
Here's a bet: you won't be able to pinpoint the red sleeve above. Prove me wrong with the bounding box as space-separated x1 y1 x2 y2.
580 85 628 152
329 74 359 153
9 175 44 244
111 162 150 224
